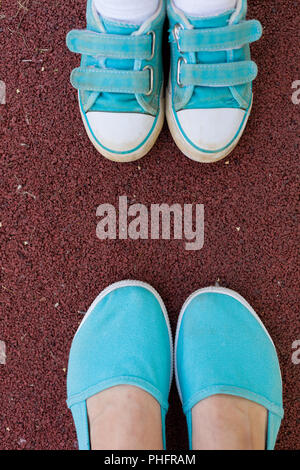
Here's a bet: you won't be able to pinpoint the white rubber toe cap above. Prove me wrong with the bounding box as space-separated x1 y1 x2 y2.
176 108 246 152
86 111 155 153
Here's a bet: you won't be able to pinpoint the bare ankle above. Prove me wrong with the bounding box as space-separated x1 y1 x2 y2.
192 395 267 450
87 386 163 450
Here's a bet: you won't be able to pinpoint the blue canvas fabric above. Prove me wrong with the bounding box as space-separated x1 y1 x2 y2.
175 288 284 450
67 282 172 450
66 0 165 116
167 0 262 111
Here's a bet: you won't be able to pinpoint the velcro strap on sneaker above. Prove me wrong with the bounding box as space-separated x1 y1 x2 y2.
179 60 258 87
70 67 152 94
176 20 262 52
66 29 153 60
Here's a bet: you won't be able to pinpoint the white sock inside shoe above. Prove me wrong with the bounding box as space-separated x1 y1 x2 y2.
173 0 237 17
93 0 160 24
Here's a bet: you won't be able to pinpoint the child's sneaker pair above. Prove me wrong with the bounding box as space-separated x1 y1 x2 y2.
66 0 262 163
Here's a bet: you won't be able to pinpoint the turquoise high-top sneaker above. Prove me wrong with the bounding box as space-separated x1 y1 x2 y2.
66 0 165 162
166 0 262 162
175 287 284 450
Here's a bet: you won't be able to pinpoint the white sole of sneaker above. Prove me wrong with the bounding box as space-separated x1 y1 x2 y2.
166 84 253 164
79 90 165 163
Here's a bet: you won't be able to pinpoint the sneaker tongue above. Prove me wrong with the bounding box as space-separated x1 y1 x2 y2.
184 9 238 110
89 15 143 113
100 17 139 70
186 10 233 29
101 17 140 35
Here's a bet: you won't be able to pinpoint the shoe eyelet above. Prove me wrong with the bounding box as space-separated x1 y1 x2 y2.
147 30 156 60
177 56 187 88
173 23 184 53
143 65 154 96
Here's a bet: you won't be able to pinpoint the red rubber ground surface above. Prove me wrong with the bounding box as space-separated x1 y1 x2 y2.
0 1 299 451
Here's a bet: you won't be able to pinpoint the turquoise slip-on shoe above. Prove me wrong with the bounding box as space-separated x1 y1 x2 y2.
175 287 284 450
166 0 262 163
67 280 173 450
66 0 165 163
